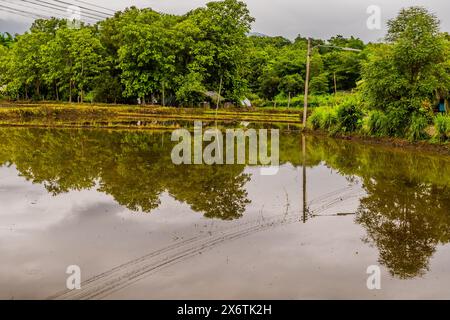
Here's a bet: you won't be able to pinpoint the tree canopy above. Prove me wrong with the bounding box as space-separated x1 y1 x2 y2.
2 3 449 120
0 0 367 106
361 6 450 134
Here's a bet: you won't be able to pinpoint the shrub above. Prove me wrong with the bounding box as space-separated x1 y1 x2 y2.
335 100 364 133
434 114 450 141
407 114 429 142
308 107 325 129
321 108 338 130
266 92 353 109
381 107 411 137
365 110 389 136
308 106 339 131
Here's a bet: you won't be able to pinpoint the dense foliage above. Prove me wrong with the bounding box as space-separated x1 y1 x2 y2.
308 6 450 142
0 0 365 106
360 7 450 136
1 4 449 142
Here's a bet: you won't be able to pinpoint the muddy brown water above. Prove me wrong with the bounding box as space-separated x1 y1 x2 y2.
0 125 449 299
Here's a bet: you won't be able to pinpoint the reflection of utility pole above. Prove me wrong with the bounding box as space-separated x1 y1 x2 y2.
302 134 308 223
215 75 223 159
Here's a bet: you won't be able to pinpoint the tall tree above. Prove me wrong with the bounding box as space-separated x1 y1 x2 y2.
42 26 106 102
361 7 450 124
118 9 180 103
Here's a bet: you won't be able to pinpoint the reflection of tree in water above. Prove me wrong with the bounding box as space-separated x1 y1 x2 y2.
357 180 450 279
2 127 450 276
306 136 450 279
0 128 252 220
167 166 251 220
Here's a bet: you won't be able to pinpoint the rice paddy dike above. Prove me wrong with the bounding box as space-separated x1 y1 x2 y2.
0 101 448 155
0 102 303 130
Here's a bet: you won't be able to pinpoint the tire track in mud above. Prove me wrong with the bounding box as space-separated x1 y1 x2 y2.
49 186 364 300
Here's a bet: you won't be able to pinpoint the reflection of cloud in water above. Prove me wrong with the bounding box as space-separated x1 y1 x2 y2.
1 128 450 298
0 167 110 232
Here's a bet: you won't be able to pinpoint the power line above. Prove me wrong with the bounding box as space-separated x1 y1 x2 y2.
18 0 105 21
0 0 116 25
4 0 83 22
0 6 38 19
50 0 112 18
19 0 108 20
72 0 115 14
0 3 49 19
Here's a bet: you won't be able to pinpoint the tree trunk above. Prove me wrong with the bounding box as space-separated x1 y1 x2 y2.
55 82 59 101
35 79 40 99
69 80 72 103
162 82 165 106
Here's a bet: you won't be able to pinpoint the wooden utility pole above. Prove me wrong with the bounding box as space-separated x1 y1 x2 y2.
333 72 337 96
303 38 312 128
301 41 361 126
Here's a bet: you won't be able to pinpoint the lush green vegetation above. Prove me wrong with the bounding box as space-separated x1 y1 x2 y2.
1 3 449 144
307 7 450 143
0 0 364 107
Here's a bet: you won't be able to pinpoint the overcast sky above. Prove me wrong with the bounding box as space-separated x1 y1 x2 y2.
1 0 449 42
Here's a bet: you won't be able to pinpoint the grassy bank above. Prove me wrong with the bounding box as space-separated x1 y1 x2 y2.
305 99 450 154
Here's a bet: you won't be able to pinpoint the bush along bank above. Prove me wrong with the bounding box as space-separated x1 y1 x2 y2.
306 95 450 149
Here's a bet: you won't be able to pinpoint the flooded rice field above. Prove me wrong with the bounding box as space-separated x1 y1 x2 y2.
0 125 449 299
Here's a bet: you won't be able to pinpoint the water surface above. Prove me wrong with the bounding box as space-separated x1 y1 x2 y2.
0 126 449 299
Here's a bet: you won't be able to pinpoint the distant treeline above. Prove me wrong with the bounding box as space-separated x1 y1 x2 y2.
0 0 367 106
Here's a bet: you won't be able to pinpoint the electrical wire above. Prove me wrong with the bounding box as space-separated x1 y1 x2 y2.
19 0 108 20
0 3 49 19
50 0 111 18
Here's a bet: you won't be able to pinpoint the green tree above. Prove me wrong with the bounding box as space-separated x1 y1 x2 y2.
8 31 49 99
278 74 305 96
0 32 14 48
179 0 254 104
309 73 329 94
42 26 106 102
361 6 450 134
70 27 106 102
118 9 179 103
